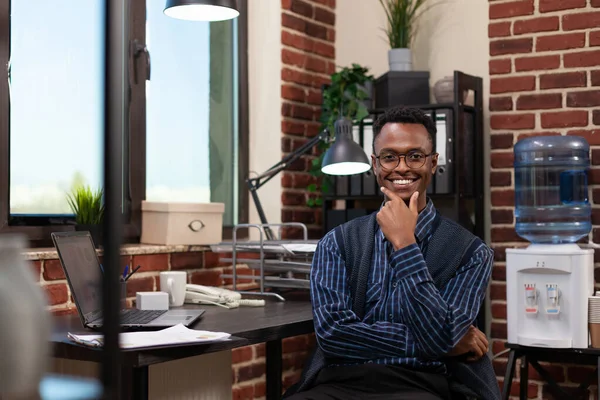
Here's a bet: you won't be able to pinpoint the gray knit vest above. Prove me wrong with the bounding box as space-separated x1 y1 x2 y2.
284 211 500 400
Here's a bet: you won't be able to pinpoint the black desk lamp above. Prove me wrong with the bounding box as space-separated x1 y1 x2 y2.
247 117 371 241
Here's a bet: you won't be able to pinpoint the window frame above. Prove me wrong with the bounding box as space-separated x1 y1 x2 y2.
0 0 248 247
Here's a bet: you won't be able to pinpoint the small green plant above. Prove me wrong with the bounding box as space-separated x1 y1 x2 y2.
306 63 374 207
379 0 432 49
66 186 105 225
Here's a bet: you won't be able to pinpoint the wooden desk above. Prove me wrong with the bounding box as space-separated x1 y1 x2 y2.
52 299 314 399
502 343 600 400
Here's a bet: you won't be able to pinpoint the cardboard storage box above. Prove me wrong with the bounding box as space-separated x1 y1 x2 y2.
141 201 225 245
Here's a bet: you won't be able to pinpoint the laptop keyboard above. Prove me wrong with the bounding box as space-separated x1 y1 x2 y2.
120 308 167 325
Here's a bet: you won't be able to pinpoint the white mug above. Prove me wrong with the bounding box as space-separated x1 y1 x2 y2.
160 271 187 307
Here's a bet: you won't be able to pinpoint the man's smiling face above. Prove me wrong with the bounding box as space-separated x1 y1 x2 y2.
371 122 438 210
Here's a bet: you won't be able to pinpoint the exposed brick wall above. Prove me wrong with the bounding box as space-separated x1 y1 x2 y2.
489 0 600 397
31 249 312 400
280 0 336 240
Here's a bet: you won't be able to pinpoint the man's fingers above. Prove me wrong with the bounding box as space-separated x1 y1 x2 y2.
409 191 419 214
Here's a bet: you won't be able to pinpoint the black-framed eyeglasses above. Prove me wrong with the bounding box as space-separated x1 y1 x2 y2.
374 150 436 170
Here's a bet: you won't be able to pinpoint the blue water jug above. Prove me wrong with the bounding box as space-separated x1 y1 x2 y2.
514 135 591 244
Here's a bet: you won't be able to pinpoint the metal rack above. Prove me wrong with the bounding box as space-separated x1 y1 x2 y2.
211 222 317 301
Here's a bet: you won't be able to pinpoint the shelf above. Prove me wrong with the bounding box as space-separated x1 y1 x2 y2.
369 103 476 114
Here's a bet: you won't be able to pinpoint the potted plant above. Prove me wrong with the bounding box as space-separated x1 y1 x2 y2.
379 0 431 71
66 185 105 247
307 63 373 207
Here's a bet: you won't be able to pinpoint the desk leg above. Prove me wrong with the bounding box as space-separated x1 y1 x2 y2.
132 366 149 400
519 355 528 400
266 339 282 400
502 350 517 400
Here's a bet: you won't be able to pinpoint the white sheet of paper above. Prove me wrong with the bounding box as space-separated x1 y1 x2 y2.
67 324 231 349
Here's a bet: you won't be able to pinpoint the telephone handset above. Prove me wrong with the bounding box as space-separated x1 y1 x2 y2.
185 284 265 309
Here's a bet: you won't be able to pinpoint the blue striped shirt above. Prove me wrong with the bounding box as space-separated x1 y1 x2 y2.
310 199 493 372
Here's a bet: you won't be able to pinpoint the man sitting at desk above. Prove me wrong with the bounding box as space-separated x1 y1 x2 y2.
285 106 498 400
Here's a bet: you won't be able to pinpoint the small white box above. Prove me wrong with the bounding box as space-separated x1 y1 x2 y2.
136 292 170 310
141 201 225 245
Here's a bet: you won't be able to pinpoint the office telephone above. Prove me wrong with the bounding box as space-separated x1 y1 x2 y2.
185 284 265 309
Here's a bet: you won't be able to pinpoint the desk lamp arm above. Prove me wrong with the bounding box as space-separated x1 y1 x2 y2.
246 129 331 241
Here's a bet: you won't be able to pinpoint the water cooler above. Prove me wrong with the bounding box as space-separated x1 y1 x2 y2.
506 136 594 349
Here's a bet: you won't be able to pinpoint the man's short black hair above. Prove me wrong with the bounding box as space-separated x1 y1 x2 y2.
372 106 436 153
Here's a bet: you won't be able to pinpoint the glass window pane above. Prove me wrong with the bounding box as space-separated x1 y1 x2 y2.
145 0 238 226
10 0 104 215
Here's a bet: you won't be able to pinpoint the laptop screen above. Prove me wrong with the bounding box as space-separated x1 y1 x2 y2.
53 233 102 318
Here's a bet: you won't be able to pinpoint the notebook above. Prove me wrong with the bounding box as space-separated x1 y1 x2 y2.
51 231 204 330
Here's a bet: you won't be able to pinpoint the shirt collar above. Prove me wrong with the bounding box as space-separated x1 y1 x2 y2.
377 197 437 244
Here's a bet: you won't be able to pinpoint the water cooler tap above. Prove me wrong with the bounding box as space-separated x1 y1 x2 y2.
524 283 538 314
545 283 560 315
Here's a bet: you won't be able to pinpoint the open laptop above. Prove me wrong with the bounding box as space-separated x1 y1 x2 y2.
51 231 204 330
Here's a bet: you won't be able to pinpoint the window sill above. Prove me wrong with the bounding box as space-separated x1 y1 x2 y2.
23 243 213 261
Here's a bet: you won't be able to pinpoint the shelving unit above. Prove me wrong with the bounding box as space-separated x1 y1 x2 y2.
211 222 317 300
322 70 485 241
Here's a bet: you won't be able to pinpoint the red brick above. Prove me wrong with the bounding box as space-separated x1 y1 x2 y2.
30 260 41 282
493 263 507 278
491 152 514 168
491 76 535 94
536 32 585 51
593 70 600 86
515 55 560 71
514 16 559 34
539 0 586 13
51 307 77 316
567 90 600 107
282 49 306 68
232 346 254 364
540 72 587 89
306 89 322 105
131 254 169 271
567 366 595 384
282 13 306 33
489 21 512 37
314 7 335 26
562 11 600 31
566 129 600 145
282 67 324 88
126 277 154 297
305 55 327 73
541 110 589 128
282 0 291 9
326 27 335 42
232 384 254 400
305 20 328 40
492 340 507 356
529 363 565 383
490 59 512 75
189 269 223 287
313 41 334 58
254 382 266 398
290 0 313 18
493 359 508 377
491 190 515 207
490 38 533 56
490 96 513 111
282 120 305 136
204 251 223 268
283 336 309 353
564 50 600 68
491 114 536 130
282 84 305 102
588 29 600 47
44 283 69 306
516 131 561 141
171 251 204 269
491 207 513 222
489 0 534 19
594 110 600 125
281 30 314 52
516 93 562 110
282 103 315 120
594 0 600 7
491 303 507 319
491 283 507 301
43 259 66 281
491 133 514 149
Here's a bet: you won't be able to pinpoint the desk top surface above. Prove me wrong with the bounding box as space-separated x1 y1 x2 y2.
51 298 314 367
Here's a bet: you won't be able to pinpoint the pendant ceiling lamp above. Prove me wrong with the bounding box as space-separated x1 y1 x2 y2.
164 0 239 22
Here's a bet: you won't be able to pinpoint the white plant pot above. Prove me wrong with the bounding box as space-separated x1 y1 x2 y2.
388 48 412 71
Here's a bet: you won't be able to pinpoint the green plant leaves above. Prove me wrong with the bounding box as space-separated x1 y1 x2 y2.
379 0 431 49
66 186 105 225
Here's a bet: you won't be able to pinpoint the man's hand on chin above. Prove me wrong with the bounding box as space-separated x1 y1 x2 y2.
446 326 489 362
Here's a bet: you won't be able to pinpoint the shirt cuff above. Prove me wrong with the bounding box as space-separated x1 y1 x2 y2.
388 243 431 279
